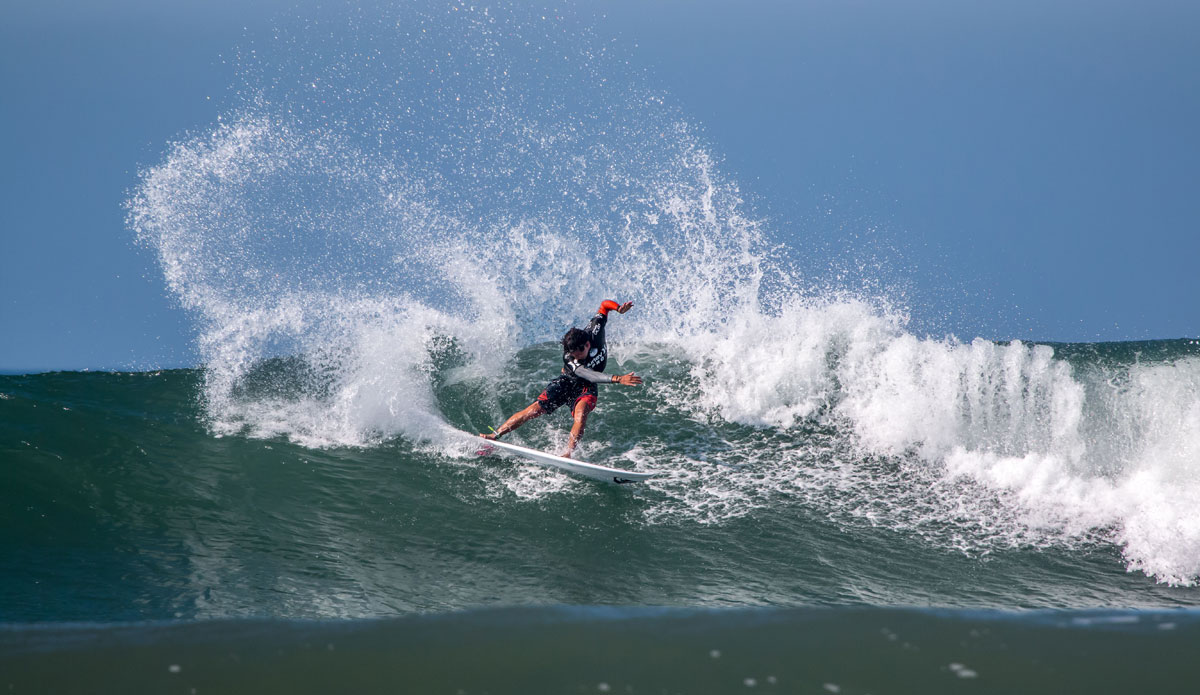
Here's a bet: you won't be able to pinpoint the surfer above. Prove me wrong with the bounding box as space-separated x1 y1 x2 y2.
480 299 642 458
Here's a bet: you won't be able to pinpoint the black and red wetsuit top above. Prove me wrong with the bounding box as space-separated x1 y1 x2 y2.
561 301 618 384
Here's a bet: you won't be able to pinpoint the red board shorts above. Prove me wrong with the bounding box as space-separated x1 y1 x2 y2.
537 375 598 415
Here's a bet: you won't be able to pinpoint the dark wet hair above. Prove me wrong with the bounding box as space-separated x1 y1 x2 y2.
562 327 590 352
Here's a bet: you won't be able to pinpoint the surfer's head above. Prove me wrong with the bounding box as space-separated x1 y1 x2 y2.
562 327 591 360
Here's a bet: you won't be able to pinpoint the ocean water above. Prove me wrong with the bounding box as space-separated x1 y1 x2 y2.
6 1 1200 691
4 340 1200 691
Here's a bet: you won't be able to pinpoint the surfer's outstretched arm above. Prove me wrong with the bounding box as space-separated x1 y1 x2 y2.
570 365 642 385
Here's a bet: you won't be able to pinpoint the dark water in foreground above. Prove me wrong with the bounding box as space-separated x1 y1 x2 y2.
4 607 1199 694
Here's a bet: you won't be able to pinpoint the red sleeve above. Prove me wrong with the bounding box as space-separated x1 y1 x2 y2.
598 300 621 315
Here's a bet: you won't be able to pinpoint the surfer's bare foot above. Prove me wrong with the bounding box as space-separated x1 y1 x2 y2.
480 432 497 440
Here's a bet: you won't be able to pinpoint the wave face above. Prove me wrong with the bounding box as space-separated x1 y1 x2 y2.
3 340 1200 623
4 0 1179 625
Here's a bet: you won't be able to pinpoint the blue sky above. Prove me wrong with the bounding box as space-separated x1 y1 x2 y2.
3 0 1198 371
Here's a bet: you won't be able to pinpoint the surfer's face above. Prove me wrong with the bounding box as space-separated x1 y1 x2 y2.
568 341 591 361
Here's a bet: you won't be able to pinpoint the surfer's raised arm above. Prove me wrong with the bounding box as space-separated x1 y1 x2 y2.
598 299 634 315
603 301 637 385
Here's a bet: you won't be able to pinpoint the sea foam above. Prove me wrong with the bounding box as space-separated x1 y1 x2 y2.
684 299 1200 584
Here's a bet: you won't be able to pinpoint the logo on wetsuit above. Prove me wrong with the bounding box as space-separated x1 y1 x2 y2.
578 346 606 372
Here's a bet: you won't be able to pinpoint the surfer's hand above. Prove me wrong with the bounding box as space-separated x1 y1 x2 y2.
617 301 634 314
612 372 642 386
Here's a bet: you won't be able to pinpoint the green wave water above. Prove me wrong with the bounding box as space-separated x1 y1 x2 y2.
4 342 1199 626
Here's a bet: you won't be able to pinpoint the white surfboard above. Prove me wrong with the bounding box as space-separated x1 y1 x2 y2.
475 436 658 484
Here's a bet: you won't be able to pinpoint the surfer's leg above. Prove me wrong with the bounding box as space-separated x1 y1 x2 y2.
483 375 576 439
481 402 542 439
562 391 597 458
